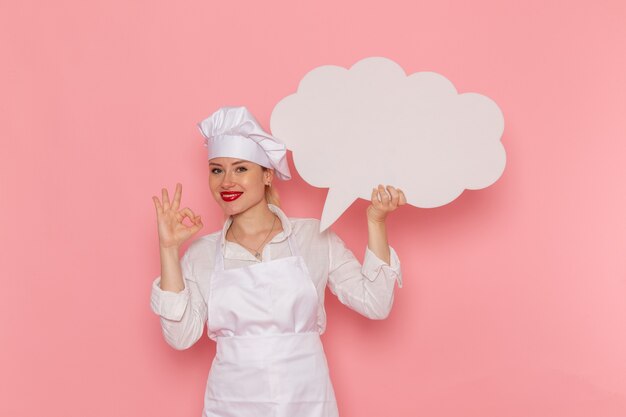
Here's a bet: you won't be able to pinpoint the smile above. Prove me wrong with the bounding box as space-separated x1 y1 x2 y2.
220 191 243 202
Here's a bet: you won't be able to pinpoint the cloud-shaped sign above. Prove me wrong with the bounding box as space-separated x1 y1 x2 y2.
270 56 506 231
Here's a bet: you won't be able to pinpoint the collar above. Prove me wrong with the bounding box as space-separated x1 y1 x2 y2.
219 203 292 250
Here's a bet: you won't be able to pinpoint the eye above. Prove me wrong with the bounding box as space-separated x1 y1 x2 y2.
211 168 222 174
235 166 248 173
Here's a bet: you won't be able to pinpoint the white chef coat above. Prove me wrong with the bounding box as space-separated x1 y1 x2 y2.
150 204 402 350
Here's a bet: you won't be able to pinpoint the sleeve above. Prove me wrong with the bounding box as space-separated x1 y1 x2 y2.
150 249 207 350
326 229 402 320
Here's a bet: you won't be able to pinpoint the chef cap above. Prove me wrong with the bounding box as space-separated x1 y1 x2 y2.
197 106 292 181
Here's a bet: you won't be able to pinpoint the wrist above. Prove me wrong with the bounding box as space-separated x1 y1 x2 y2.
367 213 387 225
159 244 180 254
367 217 387 228
366 206 388 224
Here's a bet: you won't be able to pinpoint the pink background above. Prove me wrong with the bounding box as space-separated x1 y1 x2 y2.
2 0 626 416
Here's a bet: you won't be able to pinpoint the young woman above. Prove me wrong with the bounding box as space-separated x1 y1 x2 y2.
150 106 405 417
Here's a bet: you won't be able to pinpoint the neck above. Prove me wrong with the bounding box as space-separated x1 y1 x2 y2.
229 200 276 236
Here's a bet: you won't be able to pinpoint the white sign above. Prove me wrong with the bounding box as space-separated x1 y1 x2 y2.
271 57 506 231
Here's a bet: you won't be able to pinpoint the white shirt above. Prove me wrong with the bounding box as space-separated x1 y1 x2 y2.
150 204 402 350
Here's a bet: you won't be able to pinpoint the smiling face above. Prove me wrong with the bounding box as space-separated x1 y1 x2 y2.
208 157 273 216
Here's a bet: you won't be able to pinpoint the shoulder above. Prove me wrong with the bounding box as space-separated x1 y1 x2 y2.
287 216 325 236
178 231 220 280
285 216 332 250
181 230 220 261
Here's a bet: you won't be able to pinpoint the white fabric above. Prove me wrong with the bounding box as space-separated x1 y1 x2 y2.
203 226 337 416
150 203 402 350
197 106 292 180
209 134 272 168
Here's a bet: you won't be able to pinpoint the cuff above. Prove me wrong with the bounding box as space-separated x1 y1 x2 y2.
150 276 190 321
362 246 403 288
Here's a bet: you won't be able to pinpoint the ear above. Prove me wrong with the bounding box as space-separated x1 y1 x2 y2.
264 168 275 185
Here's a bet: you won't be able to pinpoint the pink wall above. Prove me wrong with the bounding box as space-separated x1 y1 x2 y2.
2 0 626 416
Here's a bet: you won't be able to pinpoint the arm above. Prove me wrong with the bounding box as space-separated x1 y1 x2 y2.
150 248 207 350
367 217 390 264
327 228 402 320
366 184 406 263
326 184 406 319
150 183 206 350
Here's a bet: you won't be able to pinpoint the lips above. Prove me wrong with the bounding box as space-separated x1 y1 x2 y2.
220 191 243 202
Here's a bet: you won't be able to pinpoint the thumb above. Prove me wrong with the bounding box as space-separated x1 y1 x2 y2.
398 190 407 205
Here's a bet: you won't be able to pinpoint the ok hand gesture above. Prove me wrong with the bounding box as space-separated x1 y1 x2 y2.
152 183 203 249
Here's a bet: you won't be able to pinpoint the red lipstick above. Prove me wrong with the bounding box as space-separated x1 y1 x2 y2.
220 191 243 202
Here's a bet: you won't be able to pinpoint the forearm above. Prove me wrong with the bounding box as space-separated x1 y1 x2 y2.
367 219 390 265
327 226 401 320
150 276 205 349
159 246 185 292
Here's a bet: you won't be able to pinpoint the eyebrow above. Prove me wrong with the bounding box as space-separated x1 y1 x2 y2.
209 160 249 167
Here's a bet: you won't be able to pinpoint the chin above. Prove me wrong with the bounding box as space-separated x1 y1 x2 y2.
222 198 267 217
220 204 241 216
219 200 249 216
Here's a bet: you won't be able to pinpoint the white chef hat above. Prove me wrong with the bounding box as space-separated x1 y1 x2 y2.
197 106 292 181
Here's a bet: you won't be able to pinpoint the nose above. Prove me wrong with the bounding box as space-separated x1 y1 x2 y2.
221 169 236 189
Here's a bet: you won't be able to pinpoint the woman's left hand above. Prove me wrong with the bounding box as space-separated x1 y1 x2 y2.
367 184 407 223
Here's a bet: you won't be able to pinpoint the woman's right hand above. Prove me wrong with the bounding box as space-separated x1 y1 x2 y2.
152 183 203 249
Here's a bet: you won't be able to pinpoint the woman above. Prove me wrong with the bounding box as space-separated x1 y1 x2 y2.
150 106 406 417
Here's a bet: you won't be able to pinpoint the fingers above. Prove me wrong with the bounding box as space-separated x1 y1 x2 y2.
378 184 390 204
171 183 182 210
371 187 380 206
371 186 383 206
152 196 163 215
180 207 203 233
372 185 386 202
398 189 407 205
161 183 183 211
192 214 203 232
162 187 170 210
387 185 399 207
180 207 196 222
372 185 406 209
